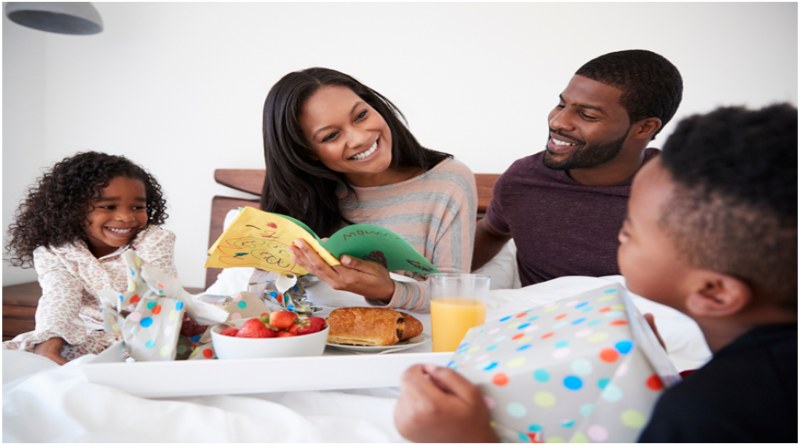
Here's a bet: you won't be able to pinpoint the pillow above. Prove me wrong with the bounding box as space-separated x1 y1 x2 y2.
474 240 520 290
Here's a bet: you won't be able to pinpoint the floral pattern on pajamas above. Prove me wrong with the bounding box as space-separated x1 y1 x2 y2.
3 226 177 360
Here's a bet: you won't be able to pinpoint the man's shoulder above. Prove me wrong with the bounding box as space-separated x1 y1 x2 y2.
505 152 545 170
498 152 549 181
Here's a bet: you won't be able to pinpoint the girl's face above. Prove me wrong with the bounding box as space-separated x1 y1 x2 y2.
299 85 394 187
84 176 148 258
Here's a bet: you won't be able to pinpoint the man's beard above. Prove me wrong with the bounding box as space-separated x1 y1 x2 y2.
543 131 629 170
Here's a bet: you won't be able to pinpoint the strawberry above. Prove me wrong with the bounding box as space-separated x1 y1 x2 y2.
276 331 296 337
289 316 327 336
269 310 298 330
219 327 239 337
236 318 276 338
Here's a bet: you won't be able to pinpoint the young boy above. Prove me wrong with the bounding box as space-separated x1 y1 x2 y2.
394 104 798 443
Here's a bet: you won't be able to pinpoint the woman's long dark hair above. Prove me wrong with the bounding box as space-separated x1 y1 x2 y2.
261 67 451 236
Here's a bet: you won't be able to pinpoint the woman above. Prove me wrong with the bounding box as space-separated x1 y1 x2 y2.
260 67 476 311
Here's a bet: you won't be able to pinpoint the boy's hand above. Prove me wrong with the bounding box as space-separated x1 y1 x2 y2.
290 239 394 301
33 337 67 365
394 364 499 443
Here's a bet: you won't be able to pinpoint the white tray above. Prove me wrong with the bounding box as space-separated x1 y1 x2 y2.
82 342 451 398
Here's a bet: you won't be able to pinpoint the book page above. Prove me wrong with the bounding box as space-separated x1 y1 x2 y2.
323 224 438 275
205 206 339 275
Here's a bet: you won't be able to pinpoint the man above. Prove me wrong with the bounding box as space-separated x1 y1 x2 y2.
472 49 683 286
395 103 797 443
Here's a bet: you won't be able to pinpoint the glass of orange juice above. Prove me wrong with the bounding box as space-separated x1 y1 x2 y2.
429 273 490 352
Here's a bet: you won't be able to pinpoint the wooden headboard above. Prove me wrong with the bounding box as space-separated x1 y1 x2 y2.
206 169 499 288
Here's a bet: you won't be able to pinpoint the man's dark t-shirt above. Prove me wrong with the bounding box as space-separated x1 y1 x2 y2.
484 148 659 286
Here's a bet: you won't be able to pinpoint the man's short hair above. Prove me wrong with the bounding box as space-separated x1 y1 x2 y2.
576 49 683 137
659 104 797 308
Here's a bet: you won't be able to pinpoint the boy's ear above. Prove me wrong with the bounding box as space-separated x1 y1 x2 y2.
685 271 753 318
631 117 662 141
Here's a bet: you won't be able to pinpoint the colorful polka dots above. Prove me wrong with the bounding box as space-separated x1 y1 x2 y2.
447 283 670 443
533 391 556 408
620 409 646 428
533 369 550 382
601 383 623 402
646 374 664 391
563 375 583 390
507 357 526 369
615 340 634 354
506 402 527 418
482 361 499 371
599 347 620 362
587 425 609 442
492 372 510 386
570 359 593 375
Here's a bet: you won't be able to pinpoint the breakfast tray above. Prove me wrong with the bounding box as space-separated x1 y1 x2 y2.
82 342 450 398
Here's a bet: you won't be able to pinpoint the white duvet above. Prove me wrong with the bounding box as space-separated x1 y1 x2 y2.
2 275 711 442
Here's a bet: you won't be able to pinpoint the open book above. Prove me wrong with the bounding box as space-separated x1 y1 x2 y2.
205 206 438 276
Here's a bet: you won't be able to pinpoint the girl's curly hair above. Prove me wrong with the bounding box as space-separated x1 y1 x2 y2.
6 151 168 268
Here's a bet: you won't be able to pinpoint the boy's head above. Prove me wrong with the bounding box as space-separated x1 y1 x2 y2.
618 104 797 318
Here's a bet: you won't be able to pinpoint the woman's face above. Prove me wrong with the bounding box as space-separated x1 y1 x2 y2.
299 85 394 187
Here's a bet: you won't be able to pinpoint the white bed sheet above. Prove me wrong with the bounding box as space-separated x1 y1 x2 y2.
2 275 711 442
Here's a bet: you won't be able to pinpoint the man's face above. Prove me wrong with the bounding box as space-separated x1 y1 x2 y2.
544 75 633 170
617 159 691 311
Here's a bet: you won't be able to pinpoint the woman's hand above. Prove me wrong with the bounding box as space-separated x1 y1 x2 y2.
394 364 499 443
290 239 395 301
33 337 68 365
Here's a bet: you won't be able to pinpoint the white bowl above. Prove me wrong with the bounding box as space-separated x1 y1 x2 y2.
210 318 329 360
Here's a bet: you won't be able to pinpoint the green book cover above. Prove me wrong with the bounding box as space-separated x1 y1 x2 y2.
205 206 438 276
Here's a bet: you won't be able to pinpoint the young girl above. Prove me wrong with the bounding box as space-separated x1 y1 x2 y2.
259 67 477 311
4 151 176 364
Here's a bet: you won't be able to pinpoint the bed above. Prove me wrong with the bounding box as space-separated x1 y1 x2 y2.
2 169 712 442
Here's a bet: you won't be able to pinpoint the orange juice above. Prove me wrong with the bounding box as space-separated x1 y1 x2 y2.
430 298 487 352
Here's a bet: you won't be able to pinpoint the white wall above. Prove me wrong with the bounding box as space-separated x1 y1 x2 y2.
3 2 797 288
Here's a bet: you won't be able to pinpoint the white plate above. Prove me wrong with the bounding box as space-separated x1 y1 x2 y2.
326 333 431 353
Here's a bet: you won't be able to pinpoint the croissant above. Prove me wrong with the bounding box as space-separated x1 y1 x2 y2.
326 307 423 346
